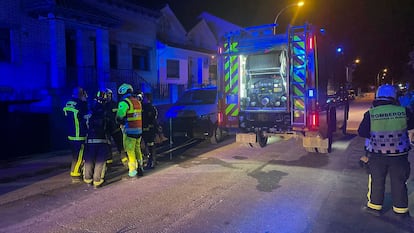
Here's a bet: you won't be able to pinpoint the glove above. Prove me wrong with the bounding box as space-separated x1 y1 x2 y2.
359 156 370 174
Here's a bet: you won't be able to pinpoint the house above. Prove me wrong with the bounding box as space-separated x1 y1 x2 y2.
0 0 161 154
156 5 216 103
0 0 243 156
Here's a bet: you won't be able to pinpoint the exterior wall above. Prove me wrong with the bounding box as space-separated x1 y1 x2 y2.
158 45 213 87
96 1 159 86
0 1 56 93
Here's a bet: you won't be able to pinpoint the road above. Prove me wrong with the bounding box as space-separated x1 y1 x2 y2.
0 95 413 233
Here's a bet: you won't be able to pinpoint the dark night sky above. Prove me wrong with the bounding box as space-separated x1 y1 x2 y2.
146 0 414 87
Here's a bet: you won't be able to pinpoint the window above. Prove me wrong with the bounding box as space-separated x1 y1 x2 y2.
0 28 11 62
110 44 117 69
132 47 149 71
209 65 217 80
167 59 179 79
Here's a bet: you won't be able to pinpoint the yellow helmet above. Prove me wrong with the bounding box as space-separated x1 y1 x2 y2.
118 83 133 95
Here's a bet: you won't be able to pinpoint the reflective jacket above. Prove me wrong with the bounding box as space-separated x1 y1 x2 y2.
359 103 411 155
63 97 88 141
116 94 142 136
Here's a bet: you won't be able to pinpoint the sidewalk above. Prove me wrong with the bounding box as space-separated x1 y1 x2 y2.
0 150 72 183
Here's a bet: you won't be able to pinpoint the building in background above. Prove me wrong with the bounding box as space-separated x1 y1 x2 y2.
0 0 242 155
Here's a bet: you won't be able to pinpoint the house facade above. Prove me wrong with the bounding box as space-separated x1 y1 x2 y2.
0 0 242 154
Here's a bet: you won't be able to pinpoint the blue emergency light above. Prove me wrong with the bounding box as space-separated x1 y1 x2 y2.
308 89 316 98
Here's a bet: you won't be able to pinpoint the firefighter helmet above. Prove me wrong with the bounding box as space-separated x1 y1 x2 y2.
376 84 396 100
105 88 113 95
95 90 108 103
118 83 133 95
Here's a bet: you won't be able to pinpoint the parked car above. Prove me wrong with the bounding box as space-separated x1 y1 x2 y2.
165 86 223 143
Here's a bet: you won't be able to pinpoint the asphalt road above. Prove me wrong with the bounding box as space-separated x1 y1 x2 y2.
0 95 413 233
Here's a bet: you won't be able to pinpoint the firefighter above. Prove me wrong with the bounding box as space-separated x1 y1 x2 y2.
63 87 89 183
358 84 413 218
83 90 111 189
142 92 158 169
116 83 144 178
105 88 128 168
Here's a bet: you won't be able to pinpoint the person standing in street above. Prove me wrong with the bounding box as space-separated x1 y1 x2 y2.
358 84 413 219
116 83 144 178
63 87 89 183
105 88 128 168
83 90 111 189
142 92 158 169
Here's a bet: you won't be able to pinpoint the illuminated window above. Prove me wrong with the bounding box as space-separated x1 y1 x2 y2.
110 43 117 69
167 59 179 79
132 47 150 71
0 28 11 62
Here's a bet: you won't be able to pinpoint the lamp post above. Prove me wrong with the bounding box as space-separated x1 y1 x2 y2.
273 1 304 34
376 68 387 88
345 58 360 89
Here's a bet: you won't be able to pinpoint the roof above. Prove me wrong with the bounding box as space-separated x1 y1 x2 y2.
23 0 121 27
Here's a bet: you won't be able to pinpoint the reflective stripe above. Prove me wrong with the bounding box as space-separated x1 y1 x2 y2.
83 178 93 184
367 202 382 211
367 174 383 210
393 206 409 214
70 144 84 177
87 139 110 144
68 136 86 141
64 106 81 139
93 179 104 187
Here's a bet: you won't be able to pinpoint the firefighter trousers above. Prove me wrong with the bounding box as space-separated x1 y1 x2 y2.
367 154 411 214
84 143 109 187
123 135 143 177
69 140 85 179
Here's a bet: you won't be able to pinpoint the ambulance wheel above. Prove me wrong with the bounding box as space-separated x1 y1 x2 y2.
210 124 223 144
257 131 268 148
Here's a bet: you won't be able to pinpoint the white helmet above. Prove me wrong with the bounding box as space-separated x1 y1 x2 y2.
376 84 396 100
118 83 133 95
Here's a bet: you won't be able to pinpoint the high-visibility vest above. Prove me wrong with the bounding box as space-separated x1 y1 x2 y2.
367 104 410 155
122 96 142 135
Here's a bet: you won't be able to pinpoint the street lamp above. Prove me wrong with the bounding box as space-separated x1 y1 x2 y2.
376 68 387 87
273 1 304 34
345 58 361 88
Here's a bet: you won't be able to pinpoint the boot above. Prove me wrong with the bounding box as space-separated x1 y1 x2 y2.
145 157 154 170
137 165 144 176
